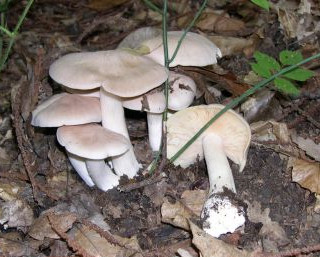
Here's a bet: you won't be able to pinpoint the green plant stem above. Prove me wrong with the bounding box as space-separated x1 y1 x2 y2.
168 0 208 64
169 52 320 163
142 0 162 14
0 0 34 72
0 25 12 37
162 0 169 122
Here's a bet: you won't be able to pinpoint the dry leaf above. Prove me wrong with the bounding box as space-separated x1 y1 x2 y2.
251 120 291 144
277 8 298 38
195 11 246 35
240 90 275 123
29 212 76 240
0 200 34 230
208 35 256 56
189 222 253 257
88 0 129 10
161 197 196 230
290 158 320 194
181 190 207 216
69 224 141 257
291 132 320 162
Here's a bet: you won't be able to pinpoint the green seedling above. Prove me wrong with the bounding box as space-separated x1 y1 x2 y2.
251 50 314 96
250 0 270 10
0 0 34 72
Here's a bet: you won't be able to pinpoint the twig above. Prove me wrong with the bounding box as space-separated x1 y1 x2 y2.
11 83 39 202
118 172 166 192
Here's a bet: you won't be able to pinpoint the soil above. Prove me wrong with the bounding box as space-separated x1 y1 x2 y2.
0 0 319 257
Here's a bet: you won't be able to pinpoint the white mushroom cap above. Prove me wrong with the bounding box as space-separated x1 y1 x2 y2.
167 72 197 111
49 49 168 97
56 124 130 160
31 93 101 127
141 31 222 67
167 104 250 171
117 27 162 50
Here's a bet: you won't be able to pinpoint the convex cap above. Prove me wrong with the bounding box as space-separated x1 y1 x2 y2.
49 49 169 97
31 93 101 127
141 31 222 67
57 124 130 160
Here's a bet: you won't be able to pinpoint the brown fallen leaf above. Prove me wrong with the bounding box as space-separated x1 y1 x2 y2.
208 35 258 57
290 158 320 194
190 222 253 257
29 212 76 240
192 10 247 36
179 66 251 96
69 224 142 257
277 7 298 38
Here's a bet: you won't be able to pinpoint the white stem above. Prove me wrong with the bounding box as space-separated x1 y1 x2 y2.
86 159 120 191
201 134 244 238
67 153 94 187
202 134 236 194
99 88 140 178
147 112 163 152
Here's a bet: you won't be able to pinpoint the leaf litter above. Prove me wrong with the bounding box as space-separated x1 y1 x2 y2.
0 0 320 256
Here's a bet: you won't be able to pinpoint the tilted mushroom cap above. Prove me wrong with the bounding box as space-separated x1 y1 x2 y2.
57 124 130 160
141 31 222 67
122 71 197 113
31 93 101 127
49 49 169 97
117 27 162 50
167 72 197 111
167 104 251 170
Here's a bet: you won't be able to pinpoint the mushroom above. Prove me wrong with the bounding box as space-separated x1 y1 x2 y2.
140 31 222 67
123 71 197 151
167 104 251 237
57 124 130 191
49 49 168 178
31 93 102 187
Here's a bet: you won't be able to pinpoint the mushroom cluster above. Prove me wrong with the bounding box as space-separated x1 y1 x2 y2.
31 28 222 191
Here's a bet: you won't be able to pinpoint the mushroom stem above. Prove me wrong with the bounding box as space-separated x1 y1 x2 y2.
147 112 163 152
100 88 140 178
201 133 244 238
86 159 120 191
203 134 236 194
67 153 94 187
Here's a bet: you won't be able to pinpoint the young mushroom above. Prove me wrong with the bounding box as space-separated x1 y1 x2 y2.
167 104 251 237
49 49 168 178
57 124 130 191
31 93 102 187
122 71 197 152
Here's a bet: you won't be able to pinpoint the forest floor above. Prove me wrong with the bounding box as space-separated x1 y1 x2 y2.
0 0 319 256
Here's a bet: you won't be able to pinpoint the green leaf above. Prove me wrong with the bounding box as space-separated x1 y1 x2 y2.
283 68 314 81
274 77 300 96
253 51 281 73
250 0 270 10
250 62 271 78
280 50 303 65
